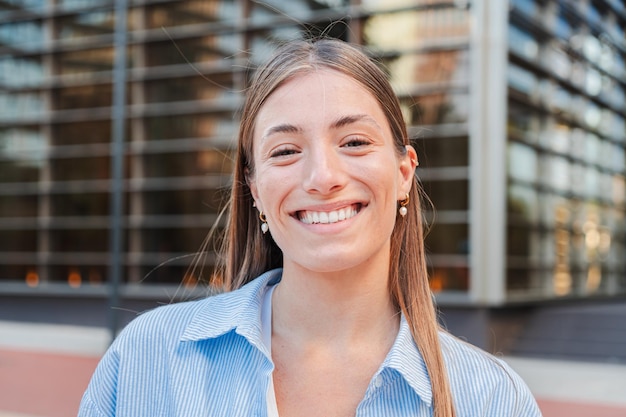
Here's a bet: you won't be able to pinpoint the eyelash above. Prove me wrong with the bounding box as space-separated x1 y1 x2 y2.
269 147 298 158
343 137 370 147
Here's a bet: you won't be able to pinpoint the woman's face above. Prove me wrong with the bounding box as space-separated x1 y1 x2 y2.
248 69 416 275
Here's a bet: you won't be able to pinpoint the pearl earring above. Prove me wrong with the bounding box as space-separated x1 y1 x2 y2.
398 194 409 217
259 212 269 234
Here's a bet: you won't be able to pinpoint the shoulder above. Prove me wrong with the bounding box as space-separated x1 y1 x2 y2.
439 332 542 416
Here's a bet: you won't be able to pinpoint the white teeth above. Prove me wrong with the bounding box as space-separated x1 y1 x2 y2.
299 206 358 224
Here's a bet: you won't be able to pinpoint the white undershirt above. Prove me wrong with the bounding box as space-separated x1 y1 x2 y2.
262 284 280 417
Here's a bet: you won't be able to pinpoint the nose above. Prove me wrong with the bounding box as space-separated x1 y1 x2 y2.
302 144 347 195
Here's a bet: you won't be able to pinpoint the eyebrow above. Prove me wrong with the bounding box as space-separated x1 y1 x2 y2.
261 123 302 140
330 114 383 131
261 114 383 140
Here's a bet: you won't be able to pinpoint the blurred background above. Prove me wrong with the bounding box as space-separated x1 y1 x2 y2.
0 0 625 416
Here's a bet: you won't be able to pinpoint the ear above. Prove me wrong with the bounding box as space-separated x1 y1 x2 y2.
245 167 261 211
398 145 418 200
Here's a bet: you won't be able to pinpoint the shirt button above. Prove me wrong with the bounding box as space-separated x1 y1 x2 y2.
374 375 383 388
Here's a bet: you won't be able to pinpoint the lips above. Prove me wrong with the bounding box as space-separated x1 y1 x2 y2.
297 204 362 225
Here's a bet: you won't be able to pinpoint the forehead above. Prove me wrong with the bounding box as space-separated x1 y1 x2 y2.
254 69 388 134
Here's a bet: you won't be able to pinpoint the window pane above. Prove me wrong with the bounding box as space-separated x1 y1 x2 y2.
54 47 114 76
0 56 44 87
50 229 109 252
0 160 41 182
144 74 235 104
52 121 111 145
55 10 116 41
142 150 233 178
49 265 107 285
53 84 112 109
145 114 235 140
141 189 225 215
425 223 469 254
146 0 238 29
422 180 468 211
364 8 469 48
50 156 110 181
141 227 212 253
415 136 468 167
0 195 38 217
429 266 469 292
145 35 238 67
51 193 109 216
0 230 37 251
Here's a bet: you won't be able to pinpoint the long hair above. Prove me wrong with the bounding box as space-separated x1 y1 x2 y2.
216 39 455 417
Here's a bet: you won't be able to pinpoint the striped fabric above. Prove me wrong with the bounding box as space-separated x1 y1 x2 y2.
78 269 542 417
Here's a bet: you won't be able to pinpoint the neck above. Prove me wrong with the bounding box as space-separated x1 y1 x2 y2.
272 260 399 349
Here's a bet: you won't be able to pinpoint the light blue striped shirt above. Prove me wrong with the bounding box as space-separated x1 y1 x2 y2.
78 269 542 416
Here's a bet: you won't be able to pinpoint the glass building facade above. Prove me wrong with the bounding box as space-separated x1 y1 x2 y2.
0 0 624 319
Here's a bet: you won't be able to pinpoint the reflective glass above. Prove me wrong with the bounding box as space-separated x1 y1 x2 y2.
425 223 469 254
52 121 111 145
541 154 570 192
145 114 236 140
507 102 541 142
141 189 225 216
0 160 40 182
50 229 109 252
141 227 215 253
0 128 46 182
507 267 540 292
51 193 109 216
53 84 112 109
511 0 538 17
249 0 348 24
508 184 539 224
146 0 238 29
415 136 468 167
400 92 468 126
508 25 539 60
145 35 238 67
0 265 38 284
429 266 469 292
0 56 44 87
364 8 469 48
55 10 115 41
55 47 114 76
0 21 43 50
0 230 37 251
0 195 38 217
508 142 537 184
422 179 468 211
51 156 111 181
0 92 45 122
139 265 204 285
49 265 108 285
144 74 235 104
387 50 469 90
142 150 234 178
508 64 537 95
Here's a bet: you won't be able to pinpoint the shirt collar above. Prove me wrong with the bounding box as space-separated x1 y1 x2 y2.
179 268 282 358
380 315 433 407
179 267 432 406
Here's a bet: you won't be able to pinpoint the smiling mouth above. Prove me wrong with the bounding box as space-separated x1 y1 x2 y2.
296 204 362 225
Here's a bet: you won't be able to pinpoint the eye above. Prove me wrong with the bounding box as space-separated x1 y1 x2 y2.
269 146 299 158
342 137 371 148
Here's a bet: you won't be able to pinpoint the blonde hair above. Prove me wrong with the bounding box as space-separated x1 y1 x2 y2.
217 39 455 417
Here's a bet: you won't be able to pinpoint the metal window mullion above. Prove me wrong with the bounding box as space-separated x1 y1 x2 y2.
468 0 509 306
108 0 129 340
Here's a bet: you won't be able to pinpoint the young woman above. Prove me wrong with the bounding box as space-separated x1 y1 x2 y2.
79 39 541 417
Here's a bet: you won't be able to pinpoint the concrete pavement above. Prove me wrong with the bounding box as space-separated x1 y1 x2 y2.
1 320 626 417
